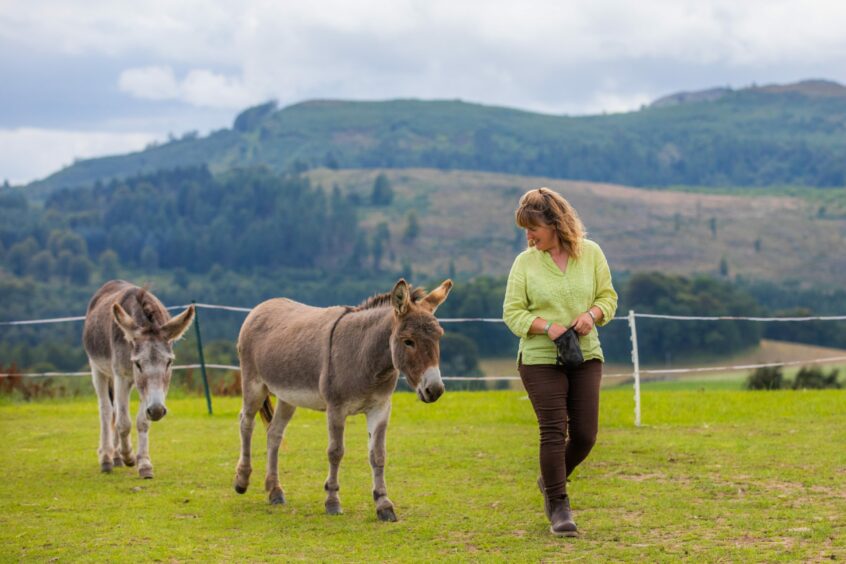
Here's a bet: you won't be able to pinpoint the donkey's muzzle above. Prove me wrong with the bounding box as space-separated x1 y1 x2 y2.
420 383 444 403
146 404 167 421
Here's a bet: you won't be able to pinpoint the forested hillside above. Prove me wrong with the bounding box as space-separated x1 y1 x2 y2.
27 80 846 194
3 166 846 379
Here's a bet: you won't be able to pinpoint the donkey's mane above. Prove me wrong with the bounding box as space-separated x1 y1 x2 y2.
352 287 426 312
127 286 167 330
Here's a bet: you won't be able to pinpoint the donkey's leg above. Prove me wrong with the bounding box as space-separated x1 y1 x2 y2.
113 376 136 468
324 407 347 515
265 400 296 505
91 364 115 473
234 376 267 494
136 406 154 479
366 401 397 522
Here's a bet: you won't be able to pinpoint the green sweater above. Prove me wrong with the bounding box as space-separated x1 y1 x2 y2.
502 239 618 365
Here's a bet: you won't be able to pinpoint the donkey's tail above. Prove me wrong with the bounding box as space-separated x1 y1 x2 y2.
258 395 274 427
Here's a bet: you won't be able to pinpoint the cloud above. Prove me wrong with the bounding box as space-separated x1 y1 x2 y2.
118 66 257 109
118 66 180 100
0 128 158 185
180 69 257 109
3 0 846 125
5 1 846 65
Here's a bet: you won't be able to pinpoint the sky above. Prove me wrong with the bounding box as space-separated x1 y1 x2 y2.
2 0 846 185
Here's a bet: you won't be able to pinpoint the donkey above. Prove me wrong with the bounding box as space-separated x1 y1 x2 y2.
234 278 452 521
83 280 195 478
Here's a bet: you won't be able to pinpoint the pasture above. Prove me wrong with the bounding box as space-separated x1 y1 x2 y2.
1 389 843 561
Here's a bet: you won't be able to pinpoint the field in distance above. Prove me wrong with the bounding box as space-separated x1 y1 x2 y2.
478 339 846 391
308 168 846 287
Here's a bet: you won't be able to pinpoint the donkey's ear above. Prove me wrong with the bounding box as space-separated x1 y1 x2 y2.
113 303 139 343
422 279 453 313
162 305 195 342
391 279 410 317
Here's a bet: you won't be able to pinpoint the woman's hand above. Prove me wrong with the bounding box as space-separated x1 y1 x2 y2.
547 323 567 341
571 312 595 336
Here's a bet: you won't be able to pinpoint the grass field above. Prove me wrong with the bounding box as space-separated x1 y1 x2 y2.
1 389 844 562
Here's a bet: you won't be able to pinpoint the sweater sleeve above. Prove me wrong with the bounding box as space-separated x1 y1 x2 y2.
592 244 618 327
502 254 536 338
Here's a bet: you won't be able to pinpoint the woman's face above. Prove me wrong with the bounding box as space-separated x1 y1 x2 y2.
525 223 559 252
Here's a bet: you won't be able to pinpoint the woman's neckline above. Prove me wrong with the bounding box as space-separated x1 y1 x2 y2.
538 248 570 275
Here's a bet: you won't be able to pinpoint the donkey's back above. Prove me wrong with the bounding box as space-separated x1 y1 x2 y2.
238 298 347 409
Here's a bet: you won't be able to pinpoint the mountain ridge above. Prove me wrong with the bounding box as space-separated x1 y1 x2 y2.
26 79 846 194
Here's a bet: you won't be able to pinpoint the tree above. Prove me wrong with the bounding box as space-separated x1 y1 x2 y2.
29 250 54 282
141 244 159 270
324 152 339 169
349 232 369 270
7 237 39 276
55 250 73 280
172 267 190 290
400 258 413 281
403 211 419 242
371 173 394 206
48 230 88 257
68 256 92 285
99 250 120 280
371 235 384 271
746 367 784 390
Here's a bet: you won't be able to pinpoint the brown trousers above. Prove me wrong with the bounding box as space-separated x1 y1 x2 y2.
518 358 602 501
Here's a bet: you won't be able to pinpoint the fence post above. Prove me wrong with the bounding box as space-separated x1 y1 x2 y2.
628 309 641 427
192 300 213 415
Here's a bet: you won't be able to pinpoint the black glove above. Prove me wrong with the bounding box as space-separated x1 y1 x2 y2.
553 327 584 369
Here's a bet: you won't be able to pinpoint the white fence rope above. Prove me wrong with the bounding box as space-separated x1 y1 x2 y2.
4 356 845 381
7 304 846 327
3 304 846 398
0 315 87 326
633 313 846 322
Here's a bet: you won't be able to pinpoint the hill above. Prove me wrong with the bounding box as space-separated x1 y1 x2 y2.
27 80 846 194
5 165 846 375
306 168 846 285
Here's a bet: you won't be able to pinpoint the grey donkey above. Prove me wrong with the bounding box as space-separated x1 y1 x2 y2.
83 280 195 478
234 278 452 521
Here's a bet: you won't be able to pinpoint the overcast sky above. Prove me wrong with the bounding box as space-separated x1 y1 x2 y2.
2 0 845 185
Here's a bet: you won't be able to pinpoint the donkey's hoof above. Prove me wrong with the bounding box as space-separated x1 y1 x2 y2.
100 461 113 473
139 466 154 479
325 502 343 515
123 454 136 467
377 507 398 522
234 483 248 494
268 490 286 505
113 457 124 467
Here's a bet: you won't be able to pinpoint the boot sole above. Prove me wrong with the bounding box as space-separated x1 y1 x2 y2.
550 526 579 537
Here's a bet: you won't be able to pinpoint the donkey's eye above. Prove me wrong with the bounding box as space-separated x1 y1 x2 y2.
134 361 142 371
166 359 172 369
404 339 415 348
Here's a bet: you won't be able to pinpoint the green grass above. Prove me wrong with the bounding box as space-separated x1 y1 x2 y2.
2 390 844 561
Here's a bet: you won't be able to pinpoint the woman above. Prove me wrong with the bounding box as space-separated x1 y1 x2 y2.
502 187 618 536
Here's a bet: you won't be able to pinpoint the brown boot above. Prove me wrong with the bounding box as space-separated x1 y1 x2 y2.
537 476 578 537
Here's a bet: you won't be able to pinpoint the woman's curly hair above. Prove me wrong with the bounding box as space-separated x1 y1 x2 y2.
514 187 586 258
